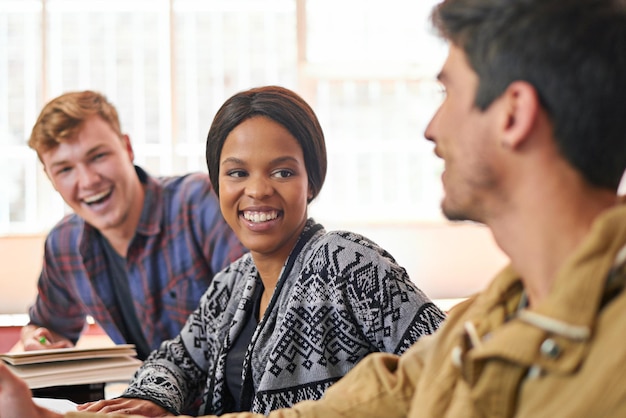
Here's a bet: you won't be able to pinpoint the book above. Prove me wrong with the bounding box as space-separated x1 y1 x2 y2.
0 345 142 389
0 344 137 366
33 397 78 413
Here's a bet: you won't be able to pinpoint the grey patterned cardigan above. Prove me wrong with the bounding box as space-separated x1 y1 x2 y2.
122 219 445 415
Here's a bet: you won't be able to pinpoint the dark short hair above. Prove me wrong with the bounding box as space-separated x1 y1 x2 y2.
206 86 327 201
431 0 626 191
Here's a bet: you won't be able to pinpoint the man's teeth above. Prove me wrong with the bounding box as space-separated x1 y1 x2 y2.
83 189 111 204
243 211 278 223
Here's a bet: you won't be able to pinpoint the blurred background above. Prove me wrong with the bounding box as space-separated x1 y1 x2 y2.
0 0 450 233
0 0 511 316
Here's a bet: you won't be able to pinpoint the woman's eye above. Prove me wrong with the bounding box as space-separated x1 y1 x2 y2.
272 169 293 179
227 169 247 178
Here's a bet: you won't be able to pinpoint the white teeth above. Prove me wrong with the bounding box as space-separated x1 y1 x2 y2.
243 210 278 223
83 189 111 204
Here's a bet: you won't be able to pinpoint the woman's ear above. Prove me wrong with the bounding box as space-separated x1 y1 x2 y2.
500 81 540 150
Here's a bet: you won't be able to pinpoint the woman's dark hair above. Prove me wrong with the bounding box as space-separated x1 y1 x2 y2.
206 85 327 201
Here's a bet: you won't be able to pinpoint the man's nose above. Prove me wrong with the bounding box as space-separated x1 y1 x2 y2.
76 165 101 187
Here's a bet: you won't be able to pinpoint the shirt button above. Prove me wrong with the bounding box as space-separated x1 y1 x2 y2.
540 338 561 359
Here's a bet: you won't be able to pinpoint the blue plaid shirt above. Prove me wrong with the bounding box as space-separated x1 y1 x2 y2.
28 166 247 351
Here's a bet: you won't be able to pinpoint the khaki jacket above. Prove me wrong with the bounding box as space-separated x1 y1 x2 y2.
67 200 626 418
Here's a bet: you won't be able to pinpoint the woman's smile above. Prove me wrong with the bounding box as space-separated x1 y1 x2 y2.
219 116 310 262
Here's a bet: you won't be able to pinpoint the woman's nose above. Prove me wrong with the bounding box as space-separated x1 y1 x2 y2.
245 175 273 199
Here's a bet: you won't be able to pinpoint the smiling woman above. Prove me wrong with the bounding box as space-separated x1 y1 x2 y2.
74 86 446 417
218 116 312 276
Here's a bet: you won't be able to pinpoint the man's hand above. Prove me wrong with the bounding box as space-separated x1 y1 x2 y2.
0 362 62 418
78 397 171 416
21 325 74 351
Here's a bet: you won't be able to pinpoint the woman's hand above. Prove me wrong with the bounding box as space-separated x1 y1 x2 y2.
78 397 171 416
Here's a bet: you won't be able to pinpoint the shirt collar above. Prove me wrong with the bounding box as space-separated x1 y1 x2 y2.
133 166 162 237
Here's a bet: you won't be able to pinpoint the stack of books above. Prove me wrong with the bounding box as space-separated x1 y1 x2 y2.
0 344 142 390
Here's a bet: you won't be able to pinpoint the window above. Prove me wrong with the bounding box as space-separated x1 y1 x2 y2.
0 0 447 235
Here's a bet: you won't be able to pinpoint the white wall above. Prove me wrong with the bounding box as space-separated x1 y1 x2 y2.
0 234 45 314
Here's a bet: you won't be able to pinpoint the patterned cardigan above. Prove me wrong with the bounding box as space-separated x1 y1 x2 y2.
122 219 445 415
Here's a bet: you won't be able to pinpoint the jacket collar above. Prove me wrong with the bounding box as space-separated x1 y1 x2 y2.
463 198 626 374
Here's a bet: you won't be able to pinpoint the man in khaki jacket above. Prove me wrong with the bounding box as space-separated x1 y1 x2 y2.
1 0 626 416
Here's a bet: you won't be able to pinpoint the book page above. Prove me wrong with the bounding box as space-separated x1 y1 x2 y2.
33 397 77 413
0 344 136 365
5 356 142 389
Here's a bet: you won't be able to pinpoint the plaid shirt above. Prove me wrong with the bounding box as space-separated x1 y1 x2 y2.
28 166 247 351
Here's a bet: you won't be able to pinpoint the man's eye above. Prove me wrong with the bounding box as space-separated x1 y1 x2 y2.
437 82 447 97
425 79 447 102
56 167 72 175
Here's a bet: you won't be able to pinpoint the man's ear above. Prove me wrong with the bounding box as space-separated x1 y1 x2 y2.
500 81 540 150
122 134 135 161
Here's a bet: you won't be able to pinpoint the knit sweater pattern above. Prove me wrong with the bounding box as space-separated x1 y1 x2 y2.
122 219 445 415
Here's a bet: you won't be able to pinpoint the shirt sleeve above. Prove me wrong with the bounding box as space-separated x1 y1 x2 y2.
28 229 87 343
119 274 228 415
120 335 207 414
